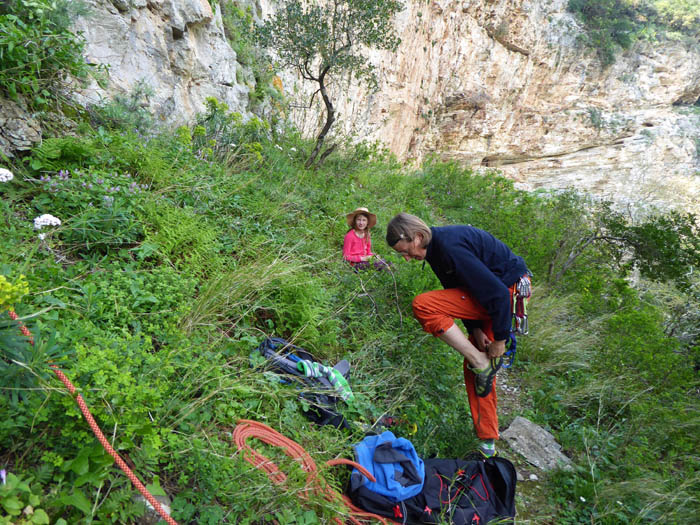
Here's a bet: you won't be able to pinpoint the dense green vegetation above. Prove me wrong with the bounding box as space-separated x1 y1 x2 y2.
568 0 700 65
1 1 699 524
0 0 100 111
2 105 698 523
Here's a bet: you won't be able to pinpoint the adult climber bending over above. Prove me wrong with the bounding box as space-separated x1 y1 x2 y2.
386 213 530 458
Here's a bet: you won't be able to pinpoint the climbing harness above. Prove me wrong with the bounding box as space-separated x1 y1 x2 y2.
6 310 178 525
233 419 393 524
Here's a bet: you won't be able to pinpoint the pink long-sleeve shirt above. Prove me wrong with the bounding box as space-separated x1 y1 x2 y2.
342 230 374 263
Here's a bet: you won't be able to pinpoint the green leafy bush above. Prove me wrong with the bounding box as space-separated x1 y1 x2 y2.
78 265 197 336
0 472 51 525
0 0 99 108
568 0 640 65
569 0 700 65
141 200 224 275
88 80 155 135
31 168 148 254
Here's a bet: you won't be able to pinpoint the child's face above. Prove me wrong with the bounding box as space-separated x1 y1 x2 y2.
354 214 368 231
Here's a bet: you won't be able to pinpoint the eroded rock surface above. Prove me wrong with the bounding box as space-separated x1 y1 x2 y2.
502 416 573 471
72 0 250 125
0 98 41 158
263 0 700 213
69 0 699 212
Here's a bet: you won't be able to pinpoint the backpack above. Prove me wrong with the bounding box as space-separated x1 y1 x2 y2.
349 433 517 524
252 337 352 429
350 431 425 503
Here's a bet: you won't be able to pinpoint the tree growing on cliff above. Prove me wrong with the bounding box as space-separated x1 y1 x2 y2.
256 0 403 168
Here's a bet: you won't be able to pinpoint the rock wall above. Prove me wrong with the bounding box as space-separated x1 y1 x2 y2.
68 0 699 213
265 0 700 213
72 0 251 123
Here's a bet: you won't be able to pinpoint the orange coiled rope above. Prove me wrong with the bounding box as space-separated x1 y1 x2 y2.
6 309 178 525
233 419 396 524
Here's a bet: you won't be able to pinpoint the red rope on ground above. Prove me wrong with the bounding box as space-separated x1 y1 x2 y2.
233 419 396 524
8 309 393 523
6 309 178 525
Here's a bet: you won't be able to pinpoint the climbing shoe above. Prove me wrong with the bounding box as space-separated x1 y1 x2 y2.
464 448 498 462
470 357 503 398
478 445 498 459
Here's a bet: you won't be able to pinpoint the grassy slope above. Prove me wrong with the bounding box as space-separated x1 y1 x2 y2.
1 112 698 524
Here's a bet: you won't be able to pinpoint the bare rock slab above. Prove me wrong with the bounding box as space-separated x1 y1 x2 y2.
502 416 573 471
0 97 41 158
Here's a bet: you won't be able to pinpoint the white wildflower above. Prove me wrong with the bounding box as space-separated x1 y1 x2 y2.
38 233 47 240
33 214 62 230
0 168 13 183
290 147 297 152
275 144 283 150
580 496 586 503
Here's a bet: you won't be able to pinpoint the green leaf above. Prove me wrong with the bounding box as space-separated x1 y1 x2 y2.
145 475 167 497
31 509 50 524
69 453 89 476
74 472 101 488
42 295 67 308
1 496 23 515
60 490 92 515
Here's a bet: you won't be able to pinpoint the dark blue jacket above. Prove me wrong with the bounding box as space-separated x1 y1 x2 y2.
425 226 528 340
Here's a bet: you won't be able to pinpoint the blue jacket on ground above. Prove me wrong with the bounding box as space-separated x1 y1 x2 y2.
425 225 528 341
350 431 425 502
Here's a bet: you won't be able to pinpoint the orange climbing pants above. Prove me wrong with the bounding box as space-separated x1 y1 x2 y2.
412 285 516 440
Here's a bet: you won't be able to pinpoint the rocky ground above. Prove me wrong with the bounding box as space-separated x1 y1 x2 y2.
497 368 553 524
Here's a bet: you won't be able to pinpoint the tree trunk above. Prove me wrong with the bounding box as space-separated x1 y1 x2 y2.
305 68 335 168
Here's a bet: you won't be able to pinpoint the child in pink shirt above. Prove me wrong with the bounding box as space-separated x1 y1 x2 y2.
343 207 376 266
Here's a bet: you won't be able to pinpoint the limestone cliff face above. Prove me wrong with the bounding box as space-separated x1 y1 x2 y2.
71 0 699 212
72 0 251 123
265 0 700 213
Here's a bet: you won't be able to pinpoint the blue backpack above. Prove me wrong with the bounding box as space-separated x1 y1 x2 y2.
350 431 425 503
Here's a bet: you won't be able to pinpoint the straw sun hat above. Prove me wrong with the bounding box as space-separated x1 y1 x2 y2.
346 207 377 229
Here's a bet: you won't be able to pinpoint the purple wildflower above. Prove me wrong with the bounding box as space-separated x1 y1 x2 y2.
0 469 5 484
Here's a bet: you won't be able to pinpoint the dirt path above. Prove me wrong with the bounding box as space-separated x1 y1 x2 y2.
497 368 552 524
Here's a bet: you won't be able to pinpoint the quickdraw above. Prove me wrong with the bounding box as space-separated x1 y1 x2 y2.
505 274 531 368
511 274 531 336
